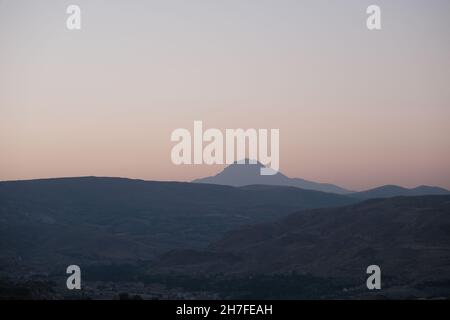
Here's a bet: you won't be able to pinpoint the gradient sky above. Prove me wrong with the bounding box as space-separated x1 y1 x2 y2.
1 0 449 190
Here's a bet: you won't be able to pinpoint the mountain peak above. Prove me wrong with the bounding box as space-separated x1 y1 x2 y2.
192 161 352 194
231 159 264 166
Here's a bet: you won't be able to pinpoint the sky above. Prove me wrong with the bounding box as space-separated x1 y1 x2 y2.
1 0 449 191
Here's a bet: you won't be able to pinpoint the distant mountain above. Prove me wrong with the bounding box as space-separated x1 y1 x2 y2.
192 160 351 194
352 185 450 200
158 195 450 298
0 177 356 271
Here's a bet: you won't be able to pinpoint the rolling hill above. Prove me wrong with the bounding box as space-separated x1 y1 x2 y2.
352 185 450 200
157 195 450 298
0 176 357 272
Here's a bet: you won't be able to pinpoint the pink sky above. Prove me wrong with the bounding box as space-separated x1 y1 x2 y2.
1 0 449 190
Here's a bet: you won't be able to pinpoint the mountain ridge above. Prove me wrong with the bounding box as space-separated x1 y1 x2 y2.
352 184 450 199
0 176 357 270
192 160 352 194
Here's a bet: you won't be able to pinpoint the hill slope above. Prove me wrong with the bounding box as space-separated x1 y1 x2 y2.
158 195 450 298
0 176 356 271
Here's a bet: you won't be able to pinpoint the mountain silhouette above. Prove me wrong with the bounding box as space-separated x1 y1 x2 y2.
0 176 356 269
352 184 450 200
192 160 351 194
